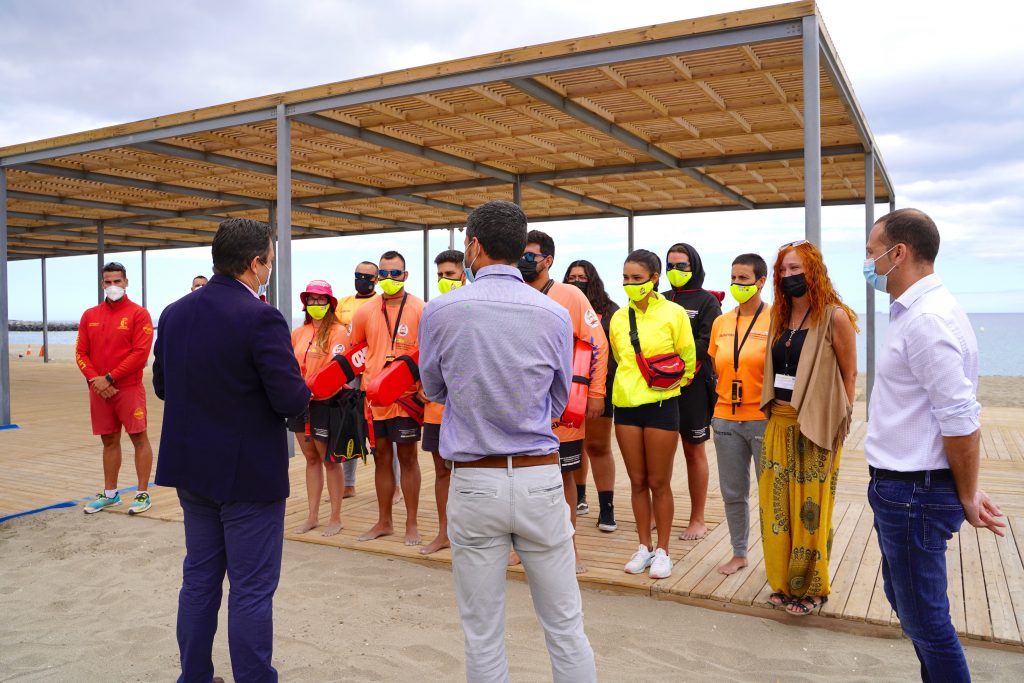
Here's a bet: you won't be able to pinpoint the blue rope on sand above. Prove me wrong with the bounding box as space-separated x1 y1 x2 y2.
0 483 153 524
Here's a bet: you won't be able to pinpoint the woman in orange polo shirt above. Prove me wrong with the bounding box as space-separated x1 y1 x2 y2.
707 254 771 576
289 280 351 536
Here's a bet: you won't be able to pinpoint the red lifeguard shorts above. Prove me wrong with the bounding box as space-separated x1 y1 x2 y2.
89 382 148 435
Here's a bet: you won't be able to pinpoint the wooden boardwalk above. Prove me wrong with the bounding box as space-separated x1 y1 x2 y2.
3 360 1023 651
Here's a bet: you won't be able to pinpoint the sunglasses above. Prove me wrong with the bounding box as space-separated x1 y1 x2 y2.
520 252 549 263
667 262 692 272
378 269 404 279
354 272 376 281
779 239 809 251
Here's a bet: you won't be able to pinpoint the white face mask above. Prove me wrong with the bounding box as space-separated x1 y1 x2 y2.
104 285 126 302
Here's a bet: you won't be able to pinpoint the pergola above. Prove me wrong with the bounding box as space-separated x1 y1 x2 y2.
0 1 894 426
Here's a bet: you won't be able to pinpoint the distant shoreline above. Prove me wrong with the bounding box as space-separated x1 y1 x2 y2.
9 320 78 332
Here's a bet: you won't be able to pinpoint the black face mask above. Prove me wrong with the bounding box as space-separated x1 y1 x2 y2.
518 257 541 283
354 278 375 296
570 281 589 295
780 273 808 298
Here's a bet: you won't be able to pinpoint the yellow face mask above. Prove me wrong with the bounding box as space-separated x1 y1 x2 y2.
379 278 405 296
437 278 463 295
730 283 758 304
667 269 692 289
624 280 654 303
306 304 330 320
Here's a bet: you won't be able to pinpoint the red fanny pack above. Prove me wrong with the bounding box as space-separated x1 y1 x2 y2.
628 307 685 391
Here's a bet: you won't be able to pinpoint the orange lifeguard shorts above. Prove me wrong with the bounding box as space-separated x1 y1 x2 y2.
88 382 148 435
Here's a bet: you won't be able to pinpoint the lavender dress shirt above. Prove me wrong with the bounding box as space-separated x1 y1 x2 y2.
419 264 572 461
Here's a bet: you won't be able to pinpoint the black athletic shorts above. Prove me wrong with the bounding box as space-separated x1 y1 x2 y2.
286 400 330 442
677 371 715 444
613 396 680 432
422 422 441 453
559 439 583 473
372 417 422 445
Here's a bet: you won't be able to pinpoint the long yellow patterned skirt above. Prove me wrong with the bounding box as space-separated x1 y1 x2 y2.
758 402 841 598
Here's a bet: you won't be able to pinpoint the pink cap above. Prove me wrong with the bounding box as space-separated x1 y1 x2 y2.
299 280 337 309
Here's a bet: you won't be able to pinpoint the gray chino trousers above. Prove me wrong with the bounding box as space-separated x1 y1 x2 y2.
711 417 768 557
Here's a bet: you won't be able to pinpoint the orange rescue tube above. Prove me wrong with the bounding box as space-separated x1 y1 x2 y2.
307 342 368 400
366 349 420 407
559 338 593 429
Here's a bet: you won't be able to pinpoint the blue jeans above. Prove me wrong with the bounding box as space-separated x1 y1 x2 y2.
177 489 285 683
868 475 970 683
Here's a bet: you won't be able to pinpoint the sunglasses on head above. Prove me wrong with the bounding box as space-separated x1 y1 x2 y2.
378 269 404 279
779 239 809 251
521 252 549 263
667 262 691 272
354 272 376 281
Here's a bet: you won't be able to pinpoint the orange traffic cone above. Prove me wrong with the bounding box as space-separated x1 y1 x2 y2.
38 345 45 357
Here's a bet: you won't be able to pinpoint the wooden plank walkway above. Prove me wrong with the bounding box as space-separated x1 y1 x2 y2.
3 360 1024 650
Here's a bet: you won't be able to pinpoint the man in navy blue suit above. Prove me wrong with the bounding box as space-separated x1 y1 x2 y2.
154 218 310 683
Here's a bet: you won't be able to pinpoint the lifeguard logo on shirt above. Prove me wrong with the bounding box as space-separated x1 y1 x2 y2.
331 343 345 356
397 324 409 337
751 331 769 340
118 317 129 330
88 322 100 327
143 324 153 335
133 407 145 420
583 309 600 329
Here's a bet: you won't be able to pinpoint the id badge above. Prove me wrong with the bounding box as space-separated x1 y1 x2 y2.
774 374 796 391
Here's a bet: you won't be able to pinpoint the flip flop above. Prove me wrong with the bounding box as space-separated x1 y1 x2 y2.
786 595 828 615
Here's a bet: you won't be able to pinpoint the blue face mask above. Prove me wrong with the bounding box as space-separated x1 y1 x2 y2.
256 262 272 297
463 238 479 283
863 244 898 293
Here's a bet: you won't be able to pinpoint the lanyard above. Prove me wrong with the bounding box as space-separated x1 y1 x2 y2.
733 302 764 372
381 293 408 352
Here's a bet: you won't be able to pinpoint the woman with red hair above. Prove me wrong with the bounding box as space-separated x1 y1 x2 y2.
759 241 858 615
288 279 351 536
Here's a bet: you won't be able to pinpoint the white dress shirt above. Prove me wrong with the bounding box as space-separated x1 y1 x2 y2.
865 273 981 471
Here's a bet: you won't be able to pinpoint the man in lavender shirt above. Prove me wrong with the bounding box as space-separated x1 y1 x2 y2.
419 201 597 683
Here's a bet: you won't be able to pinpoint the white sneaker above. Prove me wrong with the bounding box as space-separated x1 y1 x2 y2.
624 544 654 574
649 548 673 579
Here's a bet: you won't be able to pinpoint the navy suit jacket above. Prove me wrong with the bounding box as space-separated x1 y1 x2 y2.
153 274 310 501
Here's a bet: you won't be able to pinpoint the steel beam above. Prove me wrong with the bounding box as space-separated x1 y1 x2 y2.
293 189 469 215
864 148 875 409
41 257 49 363
508 77 754 209
10 232 201 250
16 163 271 208
0 166 10 425
97 221 105 303
276 105 293 328
802 14 822 246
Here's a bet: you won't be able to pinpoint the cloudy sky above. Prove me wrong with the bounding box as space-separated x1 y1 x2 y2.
3 0 1023 324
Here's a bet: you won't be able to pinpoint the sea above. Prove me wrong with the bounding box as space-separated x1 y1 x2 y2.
8 312 1024 376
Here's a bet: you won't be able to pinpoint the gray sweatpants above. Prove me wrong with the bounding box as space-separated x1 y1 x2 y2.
711 417 768 557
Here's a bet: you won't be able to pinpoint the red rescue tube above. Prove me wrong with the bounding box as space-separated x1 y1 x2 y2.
307 342 369 400
366 349 420 407
559 339 593 429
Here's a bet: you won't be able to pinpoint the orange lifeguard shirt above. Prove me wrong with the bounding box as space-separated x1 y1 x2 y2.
337 293 379 333
546 281 609 444
291 321 351 387
349 292 424 420
424 400 444 425
75 296 154 387
708 304 772 421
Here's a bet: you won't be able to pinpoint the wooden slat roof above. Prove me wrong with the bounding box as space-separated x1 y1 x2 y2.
1 1 893 261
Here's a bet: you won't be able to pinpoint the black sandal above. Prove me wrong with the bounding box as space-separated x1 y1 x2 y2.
768 592 789 607
786 595 828 615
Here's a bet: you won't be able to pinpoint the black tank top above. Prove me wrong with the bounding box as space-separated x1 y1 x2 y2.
771 329 808 402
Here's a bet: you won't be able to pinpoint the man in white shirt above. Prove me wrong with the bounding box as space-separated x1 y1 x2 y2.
864 208 1004 682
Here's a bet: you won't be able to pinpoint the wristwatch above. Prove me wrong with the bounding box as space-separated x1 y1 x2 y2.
105 373 115 385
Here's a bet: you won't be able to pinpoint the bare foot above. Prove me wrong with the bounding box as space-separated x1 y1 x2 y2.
419 534 450 555
576 559 588 574
678 522 707 540
321 521 343 537
357 522 393 542
508 550 522 567
405 527 422 546
343 486 356 499
295 520 318 534
717 555 748 575
392 491 403 506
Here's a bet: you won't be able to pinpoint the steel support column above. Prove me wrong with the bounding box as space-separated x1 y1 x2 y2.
889 199 895 214
41 257 49 363
97 221 105 304
449 227 455 250
513 177 522 206
275 107 292 326
627 213 634 253
864 149 876 409
267 203 277 307
0 166 10 425
802 14 822 246
423 226 430 302
141 248 148 309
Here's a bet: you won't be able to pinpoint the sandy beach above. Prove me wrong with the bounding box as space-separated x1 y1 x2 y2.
1 509 1020 682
